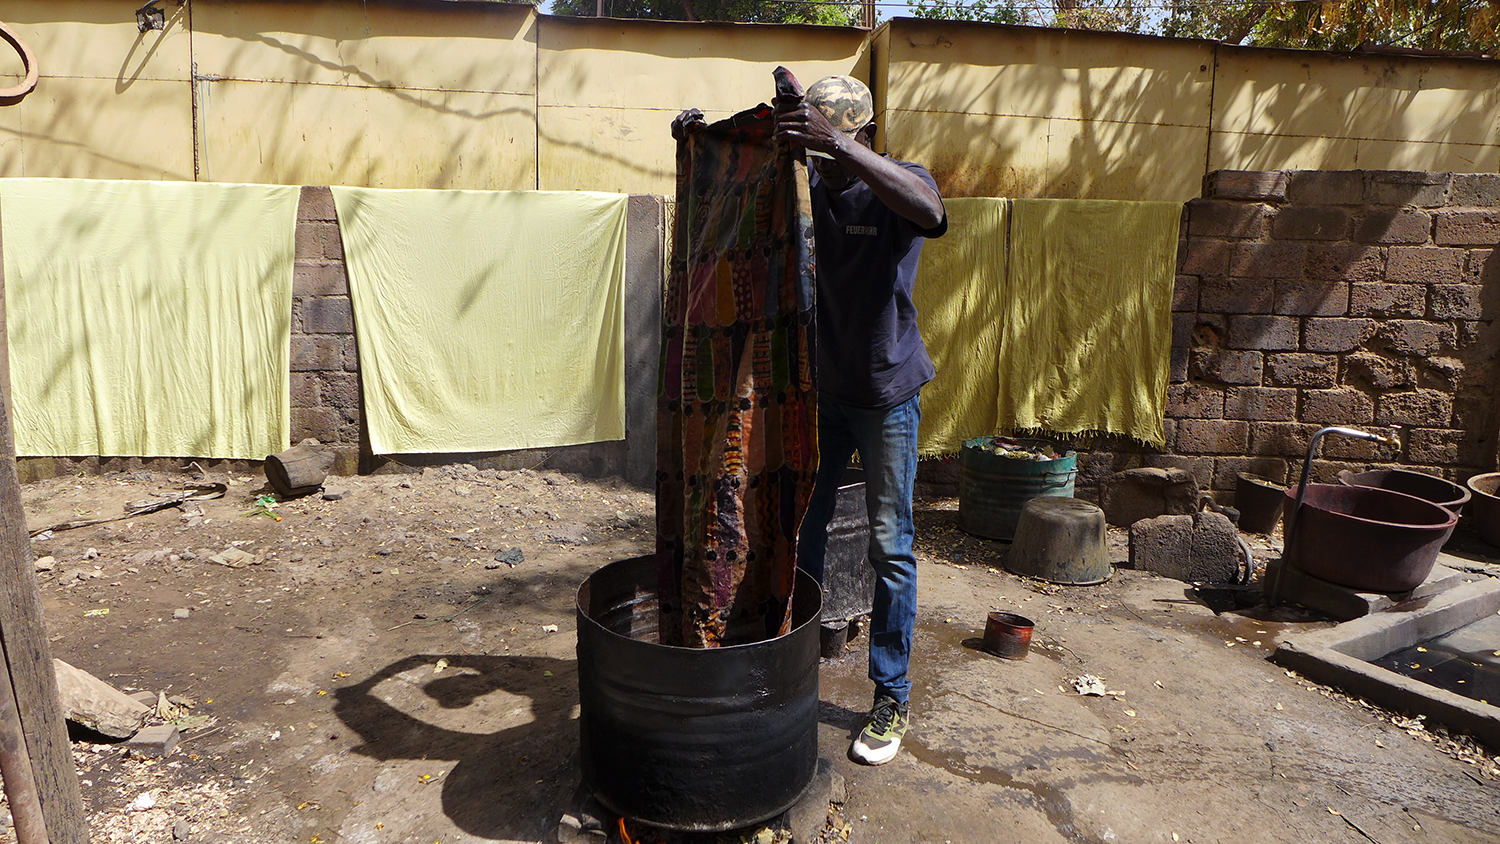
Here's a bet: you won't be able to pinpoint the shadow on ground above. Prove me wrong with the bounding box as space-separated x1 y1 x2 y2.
333 653 578 840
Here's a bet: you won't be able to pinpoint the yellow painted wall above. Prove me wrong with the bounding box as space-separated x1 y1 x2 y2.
877 19 1216 202
1211 45 1500 174
191 0 538 189
537 17 868 194
0 6 1495 195
0 1 195 180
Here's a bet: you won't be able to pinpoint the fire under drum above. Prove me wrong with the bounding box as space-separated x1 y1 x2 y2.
575 555 823 832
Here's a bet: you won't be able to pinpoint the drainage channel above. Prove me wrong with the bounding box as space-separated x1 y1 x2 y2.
1369 612 1500 706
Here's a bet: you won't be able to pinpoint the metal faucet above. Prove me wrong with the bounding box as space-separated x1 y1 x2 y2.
1267 426 1399 607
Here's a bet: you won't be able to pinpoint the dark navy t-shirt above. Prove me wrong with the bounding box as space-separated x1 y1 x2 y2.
810 159 947 409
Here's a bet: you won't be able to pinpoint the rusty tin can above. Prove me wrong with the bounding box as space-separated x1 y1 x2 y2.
982 611 1034 660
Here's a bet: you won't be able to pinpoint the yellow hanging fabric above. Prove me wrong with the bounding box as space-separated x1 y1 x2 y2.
912 197 1009 457
2 179 299 459
331 188 628 455
997 199 1180 447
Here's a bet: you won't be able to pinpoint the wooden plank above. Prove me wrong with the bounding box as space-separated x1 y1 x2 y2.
0 648 48 844
0 209 89 843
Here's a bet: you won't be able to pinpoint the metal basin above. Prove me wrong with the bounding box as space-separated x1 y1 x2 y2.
1465 473 1500 549
1284 484 1457 593
1338 468 1471 515
576 556 821 831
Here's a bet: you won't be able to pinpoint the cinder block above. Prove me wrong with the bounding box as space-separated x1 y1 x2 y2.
322 224 346 261
295 222 323 261
319 372 360 409
1172 275 1198 312
1167 384 1225 419
1103 467 1200 527
1287 171 1364 206
1345 352 1414 390
342 336 361 371
1190 349 1263 385
1303 318 1375 352
1348 283 1426 318
1386 246 1465 283
1300 388 1375 425
1356 209 1432 245
1323 431 1399 461
1271 206 1350 240
1129 511 1240 583
302 297 354 334
1143 455 1215 491
1176 419 1250 454
1199 277 1273 313
1273 280 1347 316
1430 285 1485 320
1449 174 1500 207
1181 240 1231 276
1408 428 1464 465
1212 456 1289 490
292 407 342 443
1249 422 1320 457
299 186 336 221
293 263 348 298
1205 170 1289 202
1306 243 1384 281
1418 356 1464 392
1434 208 1500 247
1377 390 1453 427
1186 199 1273 239
1375 320 1455 356
1265 353 1337 388
124 724 180 758
1229 242 1307 279
290 373 319 407
1367 171 1450 208
1170 347 1189 383
1225 386 1297 421
1227 315 1299 351
290 336 343 372
1466 249 1498 285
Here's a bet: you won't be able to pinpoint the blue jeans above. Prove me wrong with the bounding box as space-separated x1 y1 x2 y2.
798 392 920 706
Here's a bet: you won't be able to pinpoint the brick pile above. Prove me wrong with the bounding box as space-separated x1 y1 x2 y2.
289 187 361 471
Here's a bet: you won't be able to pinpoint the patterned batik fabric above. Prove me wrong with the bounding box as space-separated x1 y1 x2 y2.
656 70 819 648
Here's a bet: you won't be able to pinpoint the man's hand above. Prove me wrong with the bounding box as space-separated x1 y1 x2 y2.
774 101 847 159
671 108 706 141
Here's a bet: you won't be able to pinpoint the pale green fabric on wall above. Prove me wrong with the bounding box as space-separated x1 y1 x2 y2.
332 188 628 455
2 179 299 459
997 199 1180 447
913 198 1008 457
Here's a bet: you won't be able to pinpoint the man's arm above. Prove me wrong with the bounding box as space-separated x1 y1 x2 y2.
775 102 945 231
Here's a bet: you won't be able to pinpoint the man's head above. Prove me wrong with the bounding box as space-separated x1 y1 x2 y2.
805 75 875 187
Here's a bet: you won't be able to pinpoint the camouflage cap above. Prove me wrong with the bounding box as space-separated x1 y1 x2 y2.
806 75 873 136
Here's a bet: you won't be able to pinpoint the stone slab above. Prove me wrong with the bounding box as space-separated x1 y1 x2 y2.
1273 577 1500 750
124 724 180 758
1267 553 1470 621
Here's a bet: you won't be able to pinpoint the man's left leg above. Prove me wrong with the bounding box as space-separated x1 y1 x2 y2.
846 393 921 765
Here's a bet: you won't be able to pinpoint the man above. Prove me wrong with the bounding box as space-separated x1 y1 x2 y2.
672 73 945 766
778 75 946 766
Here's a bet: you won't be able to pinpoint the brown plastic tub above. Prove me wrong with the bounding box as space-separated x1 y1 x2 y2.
1283 484 1457 593
1338 468 1470 515
1465 473 1500 549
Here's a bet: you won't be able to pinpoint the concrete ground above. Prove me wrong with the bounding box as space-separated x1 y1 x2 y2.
4 467 1499 844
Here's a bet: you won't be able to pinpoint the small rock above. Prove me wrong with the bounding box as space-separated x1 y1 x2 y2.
128 691 157 707
34 555 55 572
124 724 181 758
128 791 157 812
488 547 525 569
288 554 305 563
371 568 383 575
83 547 99 560
322 490 345 501
173 608 190 620
375 549 392 557
53 659 151 738
173 819 191 841
208 547 256 568
545 525 590 546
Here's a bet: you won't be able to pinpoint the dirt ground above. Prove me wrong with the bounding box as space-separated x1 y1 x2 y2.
3 464 1500 844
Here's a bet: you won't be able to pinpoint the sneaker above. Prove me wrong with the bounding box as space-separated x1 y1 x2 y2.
850 695 909 765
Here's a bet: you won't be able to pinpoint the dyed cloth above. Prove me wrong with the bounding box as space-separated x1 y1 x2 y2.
656 68 819 648
1 179 299 459
330 188 628 455
997 199 1181 446
911 198 1008 456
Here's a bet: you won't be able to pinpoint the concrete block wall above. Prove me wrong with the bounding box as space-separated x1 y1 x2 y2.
1081 169 1500 502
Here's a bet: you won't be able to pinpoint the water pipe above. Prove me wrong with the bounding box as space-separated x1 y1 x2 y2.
1267 426 1399 607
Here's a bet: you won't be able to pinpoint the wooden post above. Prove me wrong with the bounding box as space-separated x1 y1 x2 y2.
0 215 89 842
